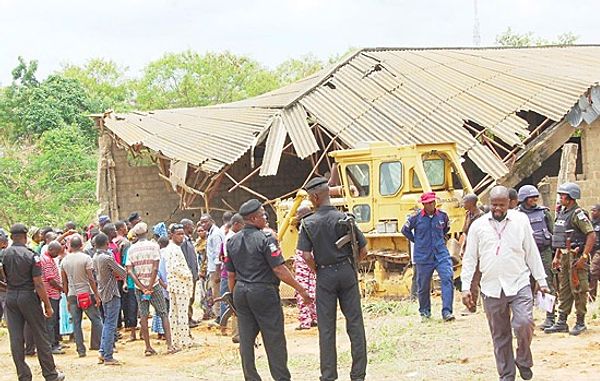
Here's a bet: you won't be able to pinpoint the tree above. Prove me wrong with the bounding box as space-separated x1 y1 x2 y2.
0 57 96 140
275 54 324 85
60 58 133 112
0 124 98 227
496 27 579 47
134 50 280 110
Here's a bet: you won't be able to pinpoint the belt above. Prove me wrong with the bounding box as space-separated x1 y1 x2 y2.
318 257 352 269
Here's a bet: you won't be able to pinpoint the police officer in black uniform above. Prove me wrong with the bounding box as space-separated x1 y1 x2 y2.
226 199 311 381
297 177 368 381
0 224 65 381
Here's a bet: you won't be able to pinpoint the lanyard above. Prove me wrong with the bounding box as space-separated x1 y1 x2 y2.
489 218 509 256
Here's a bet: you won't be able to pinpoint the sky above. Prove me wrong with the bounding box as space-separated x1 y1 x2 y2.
0 0 598 85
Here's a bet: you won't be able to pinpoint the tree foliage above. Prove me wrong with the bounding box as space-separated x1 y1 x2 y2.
60 58 133 112
496 27 579 47
275 54 324 85
135 51 282 110
0 57 96 140
0 125 98 227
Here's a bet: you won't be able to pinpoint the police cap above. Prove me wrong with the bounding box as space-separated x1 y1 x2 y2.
10 223 28 235
239 199 262 217
304 177 328 192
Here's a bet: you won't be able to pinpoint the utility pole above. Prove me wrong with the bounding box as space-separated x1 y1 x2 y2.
473 0 481 46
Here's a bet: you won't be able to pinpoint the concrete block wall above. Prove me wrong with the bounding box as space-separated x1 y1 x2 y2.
540 118 600 211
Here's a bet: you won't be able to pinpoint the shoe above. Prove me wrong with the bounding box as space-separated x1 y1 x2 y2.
570 314 587 336
52 347 65 355
443 314 456 322
420 315 431 323
189 320 199 328
51 372 66 381
544 313 569 334
460 308 476 316
541 312 555 330
232 336 240 344
516 364 533 380
78 352 87 358
104 358 122 366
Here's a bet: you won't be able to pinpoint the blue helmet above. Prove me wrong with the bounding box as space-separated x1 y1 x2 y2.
557 182 581 200
517 185 540 203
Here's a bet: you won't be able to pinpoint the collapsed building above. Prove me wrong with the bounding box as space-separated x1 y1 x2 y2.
93 45 600 226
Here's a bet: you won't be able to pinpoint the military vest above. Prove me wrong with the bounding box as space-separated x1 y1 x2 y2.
519 206 551 248
552 206 587 249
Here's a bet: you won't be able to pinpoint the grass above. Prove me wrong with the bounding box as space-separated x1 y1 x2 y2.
362 299 417 318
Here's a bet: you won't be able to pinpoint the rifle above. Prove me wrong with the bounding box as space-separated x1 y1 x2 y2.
335 214 360 270
215 291 237 328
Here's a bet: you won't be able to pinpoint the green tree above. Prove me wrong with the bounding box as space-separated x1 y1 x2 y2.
0 57 96 140
496 27 579 47
134 50 280 110
275 54 324 85
0 125 98 227
60 58 133 112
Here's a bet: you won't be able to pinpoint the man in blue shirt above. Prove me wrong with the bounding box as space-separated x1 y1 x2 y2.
402 191 455 321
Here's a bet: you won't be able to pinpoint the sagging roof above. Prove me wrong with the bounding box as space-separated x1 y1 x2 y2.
100 45 600 181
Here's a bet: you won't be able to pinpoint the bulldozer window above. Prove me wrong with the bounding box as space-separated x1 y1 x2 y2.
380 161 403 196
346 163 370 197
413 159 445 188
352 204 371 223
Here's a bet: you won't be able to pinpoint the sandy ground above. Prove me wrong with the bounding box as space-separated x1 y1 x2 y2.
1 294 600 381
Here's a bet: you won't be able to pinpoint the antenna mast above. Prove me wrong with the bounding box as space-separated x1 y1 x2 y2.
473 0 481 46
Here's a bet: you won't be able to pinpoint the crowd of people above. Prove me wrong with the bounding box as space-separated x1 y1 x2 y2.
1 178 599 381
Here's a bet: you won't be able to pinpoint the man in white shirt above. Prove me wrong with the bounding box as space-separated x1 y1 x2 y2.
461 186 549 381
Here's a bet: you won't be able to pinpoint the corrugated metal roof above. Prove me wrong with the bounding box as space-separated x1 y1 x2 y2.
101 45 600 181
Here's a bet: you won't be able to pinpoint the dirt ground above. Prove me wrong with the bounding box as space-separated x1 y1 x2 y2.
1 295 600 381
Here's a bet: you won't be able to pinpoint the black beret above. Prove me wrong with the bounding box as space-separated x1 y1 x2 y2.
239 199 262 217
127 212 140 223
304 177 329 191
10 223 28 235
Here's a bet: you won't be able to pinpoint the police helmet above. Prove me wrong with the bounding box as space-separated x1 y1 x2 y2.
557 182 581 200
517 185 540 203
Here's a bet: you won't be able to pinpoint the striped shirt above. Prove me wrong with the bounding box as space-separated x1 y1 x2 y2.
93 250 127 303
125 239 160 289
40 252 61 300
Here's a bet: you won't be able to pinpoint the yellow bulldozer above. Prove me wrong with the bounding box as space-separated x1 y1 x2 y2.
275 141 473 298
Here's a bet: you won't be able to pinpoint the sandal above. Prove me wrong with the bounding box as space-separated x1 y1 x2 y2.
166 347 180 355
144 349 157 356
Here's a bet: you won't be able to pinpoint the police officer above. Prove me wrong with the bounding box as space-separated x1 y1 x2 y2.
297 177 368 381
517 185 555 328
226 199 311 381
401 191 454 322
589 204 600 300
1 224 65 381
545 183 596 336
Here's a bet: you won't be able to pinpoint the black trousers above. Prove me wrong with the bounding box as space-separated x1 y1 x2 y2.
6 290 58 381
45 298 60 348
122 287 138 328
233 281 290 381
24 323 35 354
316 262 367 381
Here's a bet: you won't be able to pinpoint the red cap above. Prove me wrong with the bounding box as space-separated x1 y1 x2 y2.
419 191 437 204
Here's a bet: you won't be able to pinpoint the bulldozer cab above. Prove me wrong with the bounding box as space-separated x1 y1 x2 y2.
331 141 471 237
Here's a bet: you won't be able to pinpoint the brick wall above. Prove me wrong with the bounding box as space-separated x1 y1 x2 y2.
539 118 600 211
108 141 315 227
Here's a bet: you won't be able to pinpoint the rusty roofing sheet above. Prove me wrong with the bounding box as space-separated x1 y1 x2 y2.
101 45 600 180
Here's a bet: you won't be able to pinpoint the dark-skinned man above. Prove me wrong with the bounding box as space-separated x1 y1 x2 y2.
589 204 600 300
298 177 368 381
226 199 311 381
41 241 65 354
462 186 549 381
459 193 483 315
0 228 8 324
517 185 555 329
180 218 200 328
545 182 596 336
1 224 65 381
402 191 455 322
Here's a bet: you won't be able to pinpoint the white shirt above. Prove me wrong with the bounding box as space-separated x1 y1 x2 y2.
462 210 548 298
206 224 225 272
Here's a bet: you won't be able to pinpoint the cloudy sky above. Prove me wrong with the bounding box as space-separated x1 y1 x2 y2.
0 0 598 84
